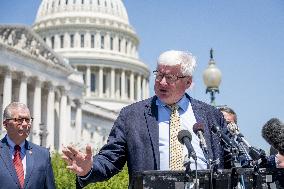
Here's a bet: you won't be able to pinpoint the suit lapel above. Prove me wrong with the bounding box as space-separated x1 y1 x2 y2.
189 95 214 160
0 137 23 188
24 141 34 188
144 96 160 169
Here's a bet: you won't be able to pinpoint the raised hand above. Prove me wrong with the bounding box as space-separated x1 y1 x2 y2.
62 144 93 176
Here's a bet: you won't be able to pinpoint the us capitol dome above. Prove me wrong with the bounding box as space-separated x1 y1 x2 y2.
33 0 150 111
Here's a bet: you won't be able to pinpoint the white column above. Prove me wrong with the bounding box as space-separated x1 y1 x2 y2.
46 84 55 151
19 73 27 105
66 98 71 144
136 74 141 101
121 70 125 99
86 66 91 97
142 77 146 100
2 69 12 113
59 87 67 151
75 100 82 144
32 80 42 145
99 67 103 98
1 69 12 137
130 72 134 101
110 68 115 99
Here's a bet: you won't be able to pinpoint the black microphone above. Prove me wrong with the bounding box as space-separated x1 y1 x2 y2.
193 123 209 155
262 118 284 155
227 123 251 148
177 130 197 160
211 125 237 148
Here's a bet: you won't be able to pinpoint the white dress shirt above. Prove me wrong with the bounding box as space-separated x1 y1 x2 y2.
157 95 207 170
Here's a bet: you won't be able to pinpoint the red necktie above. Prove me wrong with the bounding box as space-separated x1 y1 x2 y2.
14 145 24 189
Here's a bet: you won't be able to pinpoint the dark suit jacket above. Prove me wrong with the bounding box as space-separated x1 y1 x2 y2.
78 95 227 187
0 137 55 189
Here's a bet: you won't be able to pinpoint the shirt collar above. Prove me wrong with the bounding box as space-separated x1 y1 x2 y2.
156 95 189 112
6 134 25 151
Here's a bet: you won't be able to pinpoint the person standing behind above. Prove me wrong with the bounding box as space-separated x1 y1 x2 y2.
62 50 228 188
0 102 55 189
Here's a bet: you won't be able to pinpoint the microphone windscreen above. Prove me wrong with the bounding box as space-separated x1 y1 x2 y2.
192 123 205 134
262 118 284 155
177 130 192 144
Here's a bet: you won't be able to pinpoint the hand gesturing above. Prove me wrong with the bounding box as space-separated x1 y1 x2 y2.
62 144 93 176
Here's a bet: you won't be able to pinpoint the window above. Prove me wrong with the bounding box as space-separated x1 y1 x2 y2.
110 37 113 50
91 73 96 92
101 35 104 49
65 0 68 5
125 41 128 53
103 74 107 93
81 34 85 48
118 39 121 52
51 36 55 49
60 35 64 48
70 34 74 48
97 0 100 5
43 37 46 42
91 35 95 48
82 0 84 4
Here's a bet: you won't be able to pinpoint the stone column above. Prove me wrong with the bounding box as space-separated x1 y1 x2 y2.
142 77 146 100
1 68 12 137
86 66 91 97
59 87 67 151
146 80 150 98
2 69 12 113
46 83 55 151
136 74 141 101
99 67 103 98
19 73 27 105
75 99 82 144
32 79 42 145
110 68 115 99
121 70 125 99
130 72 134 101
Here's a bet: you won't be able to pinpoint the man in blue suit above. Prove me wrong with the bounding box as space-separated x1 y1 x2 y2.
0 102 55 189
61 50 234 187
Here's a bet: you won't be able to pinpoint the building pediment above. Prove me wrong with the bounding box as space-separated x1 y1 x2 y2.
0 25 73 74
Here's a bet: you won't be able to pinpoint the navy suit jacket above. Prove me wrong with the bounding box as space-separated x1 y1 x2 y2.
79 95 227 187
0 137 55 189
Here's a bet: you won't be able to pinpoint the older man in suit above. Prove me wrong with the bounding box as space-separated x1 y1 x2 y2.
62 50 228 188
0 102 55 189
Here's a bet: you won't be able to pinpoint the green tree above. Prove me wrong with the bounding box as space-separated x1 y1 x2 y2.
51 153 128 189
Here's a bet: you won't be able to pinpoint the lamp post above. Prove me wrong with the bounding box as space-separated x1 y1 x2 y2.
202 48 222 106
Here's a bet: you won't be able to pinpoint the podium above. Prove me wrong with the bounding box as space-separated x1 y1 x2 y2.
132 169 231 189
132 168 284 189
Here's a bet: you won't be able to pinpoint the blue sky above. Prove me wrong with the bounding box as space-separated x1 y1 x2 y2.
1 0 284 151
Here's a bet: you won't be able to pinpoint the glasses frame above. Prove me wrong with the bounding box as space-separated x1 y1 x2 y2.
153 70 186 84
6 117 34 124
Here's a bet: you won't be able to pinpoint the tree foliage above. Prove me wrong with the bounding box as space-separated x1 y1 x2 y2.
51 153 129 189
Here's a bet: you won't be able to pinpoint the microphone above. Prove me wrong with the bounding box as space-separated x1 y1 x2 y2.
211 125 237 148
227 123 251 147
177 130 197 160
262 118 284 155
192 123 209 155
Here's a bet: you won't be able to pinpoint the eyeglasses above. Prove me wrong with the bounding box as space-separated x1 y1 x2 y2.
6 117 34 124
153 70 186 84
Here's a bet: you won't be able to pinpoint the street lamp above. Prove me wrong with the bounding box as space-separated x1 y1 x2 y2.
203 48 222 105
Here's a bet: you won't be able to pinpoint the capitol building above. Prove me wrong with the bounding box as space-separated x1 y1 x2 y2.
0 0 150 151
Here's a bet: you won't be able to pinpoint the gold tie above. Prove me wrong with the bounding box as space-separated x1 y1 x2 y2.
169 104 184 170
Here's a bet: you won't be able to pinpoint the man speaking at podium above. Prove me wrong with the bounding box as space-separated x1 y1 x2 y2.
62 50 233 187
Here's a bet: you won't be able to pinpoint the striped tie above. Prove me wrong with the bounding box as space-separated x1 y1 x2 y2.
14 145 24 189
169 104 184 170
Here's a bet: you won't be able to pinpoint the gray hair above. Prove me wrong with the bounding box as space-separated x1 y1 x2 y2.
157 50 197 76
3 102 29 120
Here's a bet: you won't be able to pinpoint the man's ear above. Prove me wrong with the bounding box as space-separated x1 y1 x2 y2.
2 120 7 129
186 77 192 87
